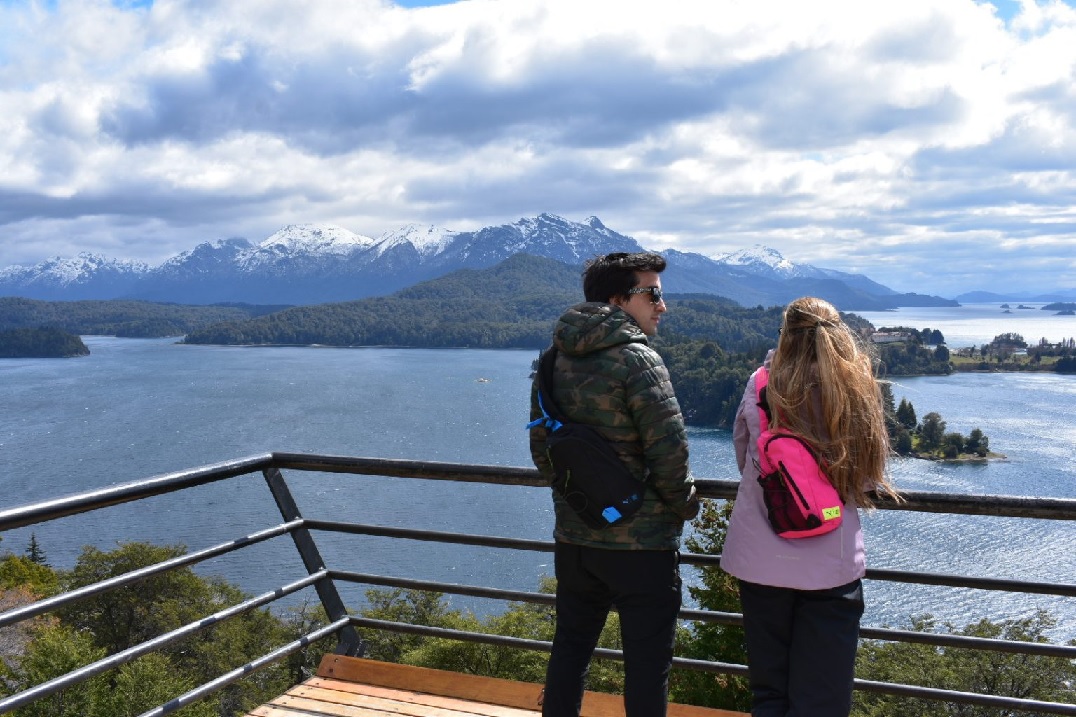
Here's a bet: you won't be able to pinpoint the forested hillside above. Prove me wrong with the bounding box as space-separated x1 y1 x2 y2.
0 297 288 338
182 255 790 354
184 254 580 348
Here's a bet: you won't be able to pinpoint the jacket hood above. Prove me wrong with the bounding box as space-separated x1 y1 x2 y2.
552 302 648 357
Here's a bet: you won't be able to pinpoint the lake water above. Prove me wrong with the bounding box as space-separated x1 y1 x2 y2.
1 305 1073 642
853 302 1076 348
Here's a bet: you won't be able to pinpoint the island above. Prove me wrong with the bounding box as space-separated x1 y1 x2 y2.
887 397 999 461
0 327 89 358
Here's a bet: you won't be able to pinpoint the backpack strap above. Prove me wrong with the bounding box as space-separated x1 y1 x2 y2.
526 346 565 431
754 365 774 431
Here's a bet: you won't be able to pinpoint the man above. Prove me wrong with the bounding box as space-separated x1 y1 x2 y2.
529 251 699 717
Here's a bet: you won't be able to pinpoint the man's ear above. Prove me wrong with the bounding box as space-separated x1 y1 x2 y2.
609 295 625 308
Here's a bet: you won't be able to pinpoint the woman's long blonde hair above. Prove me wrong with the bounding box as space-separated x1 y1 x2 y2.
767 297 898 507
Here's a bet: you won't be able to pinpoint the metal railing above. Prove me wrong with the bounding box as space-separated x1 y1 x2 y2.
0 453 1073 716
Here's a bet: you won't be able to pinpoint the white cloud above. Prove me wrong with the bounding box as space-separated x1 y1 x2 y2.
0 0 1074 297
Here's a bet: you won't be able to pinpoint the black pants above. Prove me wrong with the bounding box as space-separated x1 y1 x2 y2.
738 579 864 717
542 542 682 717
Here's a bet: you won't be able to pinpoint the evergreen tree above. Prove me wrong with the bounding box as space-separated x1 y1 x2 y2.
895 398 917 430
879 382 899 441
25 534 47 566
920 412 946 450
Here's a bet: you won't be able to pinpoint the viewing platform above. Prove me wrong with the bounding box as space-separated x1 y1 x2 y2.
1 453 1074 716
252 654 743 716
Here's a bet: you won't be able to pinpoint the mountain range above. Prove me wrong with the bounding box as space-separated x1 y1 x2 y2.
0 213 966 310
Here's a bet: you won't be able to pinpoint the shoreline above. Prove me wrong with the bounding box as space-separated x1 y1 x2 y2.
901 451 1008 463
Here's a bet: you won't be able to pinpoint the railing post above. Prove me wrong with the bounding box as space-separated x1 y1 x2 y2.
262 466 364 656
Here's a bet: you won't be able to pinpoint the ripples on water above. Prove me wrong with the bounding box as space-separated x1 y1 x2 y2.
1 333 1072 642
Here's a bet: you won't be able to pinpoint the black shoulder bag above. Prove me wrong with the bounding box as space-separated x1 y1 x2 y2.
527 346 645 528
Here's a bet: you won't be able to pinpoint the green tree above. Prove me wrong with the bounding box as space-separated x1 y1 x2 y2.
0 555 59 597
879 382 899 441
25 535 47 567
852 611 1076 716
671 500 752 712
964 428 988 457
919 412 946 450
1 624 217 717
58 543 217 653
96 653 217 717
403 583 556 685
358 588 464 664
893 428 913 455
0 624 110 717
895 398 917 431
990 333 1027 349
57 542 294 716
277 598 335 685
359 581 629 696
942 432 965 458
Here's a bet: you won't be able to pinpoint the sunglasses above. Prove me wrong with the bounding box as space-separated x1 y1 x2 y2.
627 286 664 304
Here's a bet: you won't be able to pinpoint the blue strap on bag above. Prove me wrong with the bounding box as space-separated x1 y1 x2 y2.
527 346 644 528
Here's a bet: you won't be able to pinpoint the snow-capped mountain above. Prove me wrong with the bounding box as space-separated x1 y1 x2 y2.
0 215 946 308
715 245 803 279
0 252 149 300
709 244 898 297
373 224 459 259
156 238 253 275
239 224 376 272
435 214 639 269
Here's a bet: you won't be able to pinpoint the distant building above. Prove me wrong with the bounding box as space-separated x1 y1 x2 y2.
870 331 911 344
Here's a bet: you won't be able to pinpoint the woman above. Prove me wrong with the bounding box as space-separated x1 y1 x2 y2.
720 296 900 717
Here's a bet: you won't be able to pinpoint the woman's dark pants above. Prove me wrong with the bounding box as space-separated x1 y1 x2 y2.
739 578 864 717
542 542 682 717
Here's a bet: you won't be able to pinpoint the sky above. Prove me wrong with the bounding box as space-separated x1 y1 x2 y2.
1 0 1074 298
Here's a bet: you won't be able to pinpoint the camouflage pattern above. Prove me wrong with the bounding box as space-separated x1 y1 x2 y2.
529 301 698 550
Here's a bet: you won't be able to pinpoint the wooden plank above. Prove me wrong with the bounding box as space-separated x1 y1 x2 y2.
272 691 533 717
248 679 538 717
314 655 748 717
317 656 545 713
297 681 537 717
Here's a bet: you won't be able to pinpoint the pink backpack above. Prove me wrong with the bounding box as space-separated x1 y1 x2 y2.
754 366 843 538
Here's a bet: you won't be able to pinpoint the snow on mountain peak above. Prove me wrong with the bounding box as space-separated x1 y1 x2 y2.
374 223 458 258
0 251 149 288
715 244 802 277
257 224 376 257
29 253 148 284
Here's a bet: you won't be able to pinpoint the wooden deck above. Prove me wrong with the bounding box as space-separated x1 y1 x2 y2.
245 654 748 717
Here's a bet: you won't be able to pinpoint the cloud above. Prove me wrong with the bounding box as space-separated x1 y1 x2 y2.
0 0 1074 297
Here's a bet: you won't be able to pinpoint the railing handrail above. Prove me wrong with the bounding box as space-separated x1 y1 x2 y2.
4 453 1075 533
0 454 275 532
1 453 1073 716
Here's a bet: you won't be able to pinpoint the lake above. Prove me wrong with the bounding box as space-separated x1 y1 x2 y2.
1 307 1073 641
853 302 1076 348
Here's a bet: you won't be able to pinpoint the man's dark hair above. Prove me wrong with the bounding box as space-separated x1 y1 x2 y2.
582 252 667 303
